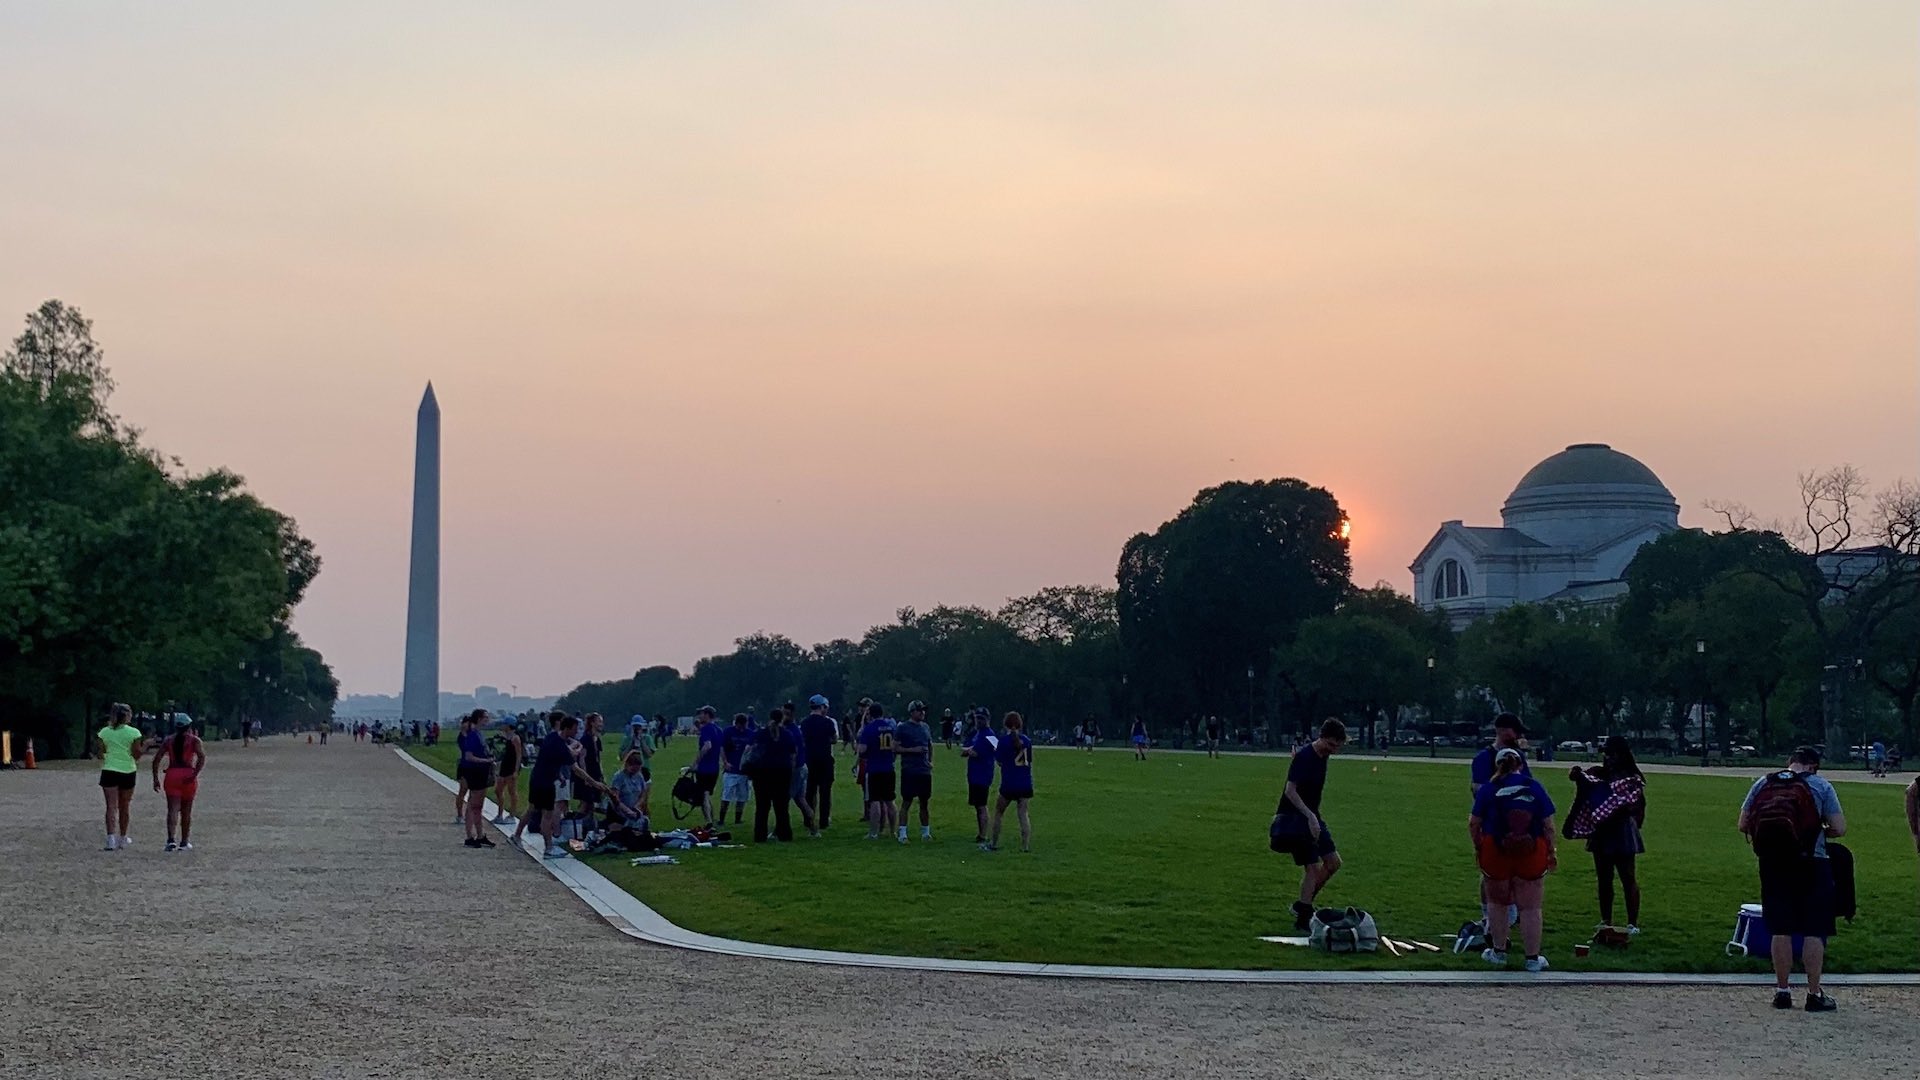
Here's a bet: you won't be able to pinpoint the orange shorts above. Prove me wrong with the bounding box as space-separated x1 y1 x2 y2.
1477 834 1548 881
163 767 199 801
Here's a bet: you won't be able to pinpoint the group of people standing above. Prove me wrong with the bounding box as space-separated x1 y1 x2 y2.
93 703 207 853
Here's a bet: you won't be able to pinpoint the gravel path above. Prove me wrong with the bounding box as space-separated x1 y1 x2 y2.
3 738 1914 1079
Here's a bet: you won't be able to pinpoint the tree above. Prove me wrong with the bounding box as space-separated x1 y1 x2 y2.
1459 604 1624 743
1117 480 1351 730
3 299 113 430
1275 612 1425 745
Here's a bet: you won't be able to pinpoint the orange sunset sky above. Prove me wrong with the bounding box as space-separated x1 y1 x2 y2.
2 4 1914 694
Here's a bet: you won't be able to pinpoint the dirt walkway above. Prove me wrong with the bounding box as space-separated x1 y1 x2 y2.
1 738 1913 1079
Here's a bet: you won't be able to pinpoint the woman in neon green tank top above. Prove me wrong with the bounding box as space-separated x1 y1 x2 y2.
96 703 143 851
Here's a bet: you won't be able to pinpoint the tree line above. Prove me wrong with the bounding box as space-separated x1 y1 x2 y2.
0 301 338 757
561 471 1919 757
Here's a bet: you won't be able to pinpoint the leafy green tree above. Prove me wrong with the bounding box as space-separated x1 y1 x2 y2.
1275 612 1426 744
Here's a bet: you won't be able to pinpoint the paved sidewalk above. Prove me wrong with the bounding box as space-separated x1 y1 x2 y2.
1 738 1914 1079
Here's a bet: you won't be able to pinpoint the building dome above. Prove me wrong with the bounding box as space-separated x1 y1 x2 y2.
1500 443 1679 551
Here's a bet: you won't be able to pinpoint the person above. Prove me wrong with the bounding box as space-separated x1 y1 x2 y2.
96 704 143 851
959 708 998 843
575 713 608 832
857 702 898 841
618 715 655 781
1469 747 1558 972
1205 715 1223 759
1738 746 1847 1012
1868 739 1887 778
1907 772 1919 855
800 695 838 832
776 707 817 837
149 713 205 852
492 722 523 825
692 706 724 826
895 701 934 842
1570 735 1646 932
941 707 957 748
1275 719 1348 929
609 750 651 830
719 712 755 826
984 712 1034 852
525 713 609 859
318 721 328 746
1130 716 1149 761
456 710 497 848
1470 713 1531 933
751 709 800 843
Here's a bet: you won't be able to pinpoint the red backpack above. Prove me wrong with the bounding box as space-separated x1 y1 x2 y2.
1749 772 1821 858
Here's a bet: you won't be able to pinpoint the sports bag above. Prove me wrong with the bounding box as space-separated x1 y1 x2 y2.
1828 841 1856 921
1749 772 1821 859
1309 907 1380 954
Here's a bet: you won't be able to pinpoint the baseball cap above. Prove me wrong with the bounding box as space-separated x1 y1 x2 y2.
696 705 717 718
808 694 829 708
907 700 926 712
1494 712 1528 735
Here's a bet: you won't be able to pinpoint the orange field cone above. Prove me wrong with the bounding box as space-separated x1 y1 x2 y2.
23 739 36 769
307 733 313 745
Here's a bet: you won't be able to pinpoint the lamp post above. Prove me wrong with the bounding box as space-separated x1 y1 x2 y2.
1427 656 1437 759
1696 639 1708 767
1246 664 1256 748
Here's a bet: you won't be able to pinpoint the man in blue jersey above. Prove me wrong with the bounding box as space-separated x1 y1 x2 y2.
895 701 935 843
1465 713 1530 943
959 708 999 843
857 702 898 841
984 712 1034 853
720 712 754 826
692 706 724 826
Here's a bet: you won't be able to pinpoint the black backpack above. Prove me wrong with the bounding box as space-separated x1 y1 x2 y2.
1749 772 1821 859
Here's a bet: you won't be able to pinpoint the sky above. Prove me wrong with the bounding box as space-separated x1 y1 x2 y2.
2 3 1914 695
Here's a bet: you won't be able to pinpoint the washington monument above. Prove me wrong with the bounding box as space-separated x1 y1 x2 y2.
401 383 439 725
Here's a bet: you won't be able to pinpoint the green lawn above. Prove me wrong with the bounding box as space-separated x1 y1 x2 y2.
409 739 1919 972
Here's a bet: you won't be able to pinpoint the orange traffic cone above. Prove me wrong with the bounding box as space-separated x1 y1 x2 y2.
307 733 314 745
23 738 36 769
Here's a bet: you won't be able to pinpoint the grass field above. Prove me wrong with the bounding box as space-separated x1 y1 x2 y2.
409 738 1920 972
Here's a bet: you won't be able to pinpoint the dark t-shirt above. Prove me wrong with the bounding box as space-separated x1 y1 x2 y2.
1285 744 1330 815
800 714 838 764
896 720 933 776
581 732 604 782
530 731 570 787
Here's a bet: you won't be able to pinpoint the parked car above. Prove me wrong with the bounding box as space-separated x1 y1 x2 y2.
1557 740 1588 753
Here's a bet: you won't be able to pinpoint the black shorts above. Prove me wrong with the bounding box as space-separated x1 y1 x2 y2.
1288 820 1338 867
459 765 494 791
695 772 719 795
529 783 557 812
99 769 136 791
901 774 932 801
968 783 990 808
1759 856 1837 939
867 772 897 803
999 787 1034 803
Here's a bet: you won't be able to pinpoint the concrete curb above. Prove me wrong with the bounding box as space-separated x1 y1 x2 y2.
393 748 1920 987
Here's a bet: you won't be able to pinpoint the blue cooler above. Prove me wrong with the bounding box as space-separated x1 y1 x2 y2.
1727 904 1803 960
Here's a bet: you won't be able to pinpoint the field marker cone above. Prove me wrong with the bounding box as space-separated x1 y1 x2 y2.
24 739 36 769
307 733 313 745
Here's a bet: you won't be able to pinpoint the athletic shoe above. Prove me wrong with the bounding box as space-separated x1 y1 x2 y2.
897 834 909 845
808 830 821 839
477 836 496 847
179 842 192 851
979 842 997 852
165 841 178 853
1772 990 1794 1010
921 828 932 840
1805 992 1837 1013
973 835 986 844
543 846 570 859
1627 925 1641 936
464 838 484 848
119 836 132 849
104 836 117 851
1481 948 1507 967
1523 955 1550 973
453 815 464 825
1292 901 1314 932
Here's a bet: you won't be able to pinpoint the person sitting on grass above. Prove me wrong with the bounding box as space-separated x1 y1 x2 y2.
1277 719 1347 930
1470 747 1557 972
608 750 651 830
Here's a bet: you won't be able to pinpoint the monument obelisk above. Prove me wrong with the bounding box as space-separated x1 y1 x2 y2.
401 383 440 727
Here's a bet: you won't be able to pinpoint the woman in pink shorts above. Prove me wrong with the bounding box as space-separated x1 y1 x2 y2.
150 714 206 852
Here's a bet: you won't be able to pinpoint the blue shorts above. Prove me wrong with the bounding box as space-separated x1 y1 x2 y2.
1289 820 1337 867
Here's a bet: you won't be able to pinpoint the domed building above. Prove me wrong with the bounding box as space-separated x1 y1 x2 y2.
1409 443 1680 627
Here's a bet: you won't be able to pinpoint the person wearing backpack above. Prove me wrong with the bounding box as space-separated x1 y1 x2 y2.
1737 746 1847 1013
1469 747 1558 972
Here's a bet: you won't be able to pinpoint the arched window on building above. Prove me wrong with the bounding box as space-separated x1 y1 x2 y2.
1433 559 1470 600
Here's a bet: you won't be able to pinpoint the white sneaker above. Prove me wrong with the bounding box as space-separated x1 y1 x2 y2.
104 836 118 851
1627 925 1641 936
921 828 932 839
543 846 570 860
1481 948 1507 967
165 841 178 853
180 842 193 851
119 836 132 849
1524 955 1551 973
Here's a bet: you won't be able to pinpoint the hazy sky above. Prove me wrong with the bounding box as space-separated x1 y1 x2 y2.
3 3 1914 695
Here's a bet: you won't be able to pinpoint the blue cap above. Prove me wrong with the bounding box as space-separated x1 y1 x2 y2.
808 694 829 707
